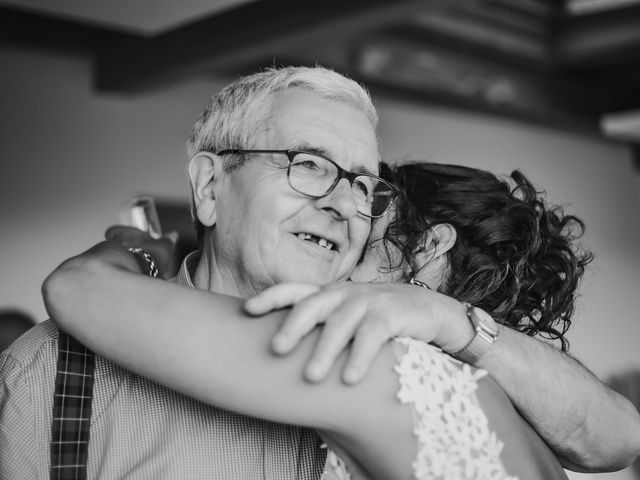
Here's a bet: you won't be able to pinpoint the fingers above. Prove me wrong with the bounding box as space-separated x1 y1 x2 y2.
244 283 321 315
342 316 391 384
269 288 344 355
303 300 366 382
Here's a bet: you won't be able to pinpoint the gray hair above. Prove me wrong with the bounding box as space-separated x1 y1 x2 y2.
186 66 378 170
187 66 379 243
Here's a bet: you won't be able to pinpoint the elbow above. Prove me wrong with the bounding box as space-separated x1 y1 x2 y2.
42 257 78 324
621 412 640 470
583 445 640 473
562 406 640 472
603 396 640 471
41 253 102 328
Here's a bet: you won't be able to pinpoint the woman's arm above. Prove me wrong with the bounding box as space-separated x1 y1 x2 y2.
249 281 640 472
42 242 561 479
42 242 418 478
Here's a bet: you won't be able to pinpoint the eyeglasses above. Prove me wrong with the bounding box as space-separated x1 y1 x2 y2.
216 149 398 218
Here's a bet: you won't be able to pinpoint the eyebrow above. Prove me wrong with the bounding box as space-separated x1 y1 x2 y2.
294 142 379 176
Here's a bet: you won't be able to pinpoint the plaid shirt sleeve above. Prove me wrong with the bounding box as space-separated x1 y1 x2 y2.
0 349 48 479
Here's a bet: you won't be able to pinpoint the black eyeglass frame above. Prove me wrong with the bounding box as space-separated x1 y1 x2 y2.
216 149 398 219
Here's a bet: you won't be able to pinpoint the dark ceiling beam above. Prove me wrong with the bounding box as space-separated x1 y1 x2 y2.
458 0 560 36
596 66 640 112
386 21 550 72
353 37 602 132
485 0 564 18
95 0 435 93
451 7 548 38
0 5 139 55
399 0 565 70
365 78 601 135
1 0 632 132
549 4 640 113
553 4 640 68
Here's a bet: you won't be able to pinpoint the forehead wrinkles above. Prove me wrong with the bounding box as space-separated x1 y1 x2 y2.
270 100 379 173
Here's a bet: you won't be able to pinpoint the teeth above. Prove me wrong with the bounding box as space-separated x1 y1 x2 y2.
296 233 335 251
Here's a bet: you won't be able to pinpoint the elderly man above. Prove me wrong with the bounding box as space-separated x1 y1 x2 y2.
1 66 385 479
1 66 638 479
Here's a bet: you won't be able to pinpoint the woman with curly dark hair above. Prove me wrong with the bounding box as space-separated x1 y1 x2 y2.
379 162 593 350
44 163 627 480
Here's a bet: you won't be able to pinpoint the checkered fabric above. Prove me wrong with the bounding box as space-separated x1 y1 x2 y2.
0 251 326 479
50 333 95 480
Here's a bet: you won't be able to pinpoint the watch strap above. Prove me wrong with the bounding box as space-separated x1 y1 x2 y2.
451 303 498 365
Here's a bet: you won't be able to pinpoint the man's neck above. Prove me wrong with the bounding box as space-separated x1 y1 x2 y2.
191 237 257 298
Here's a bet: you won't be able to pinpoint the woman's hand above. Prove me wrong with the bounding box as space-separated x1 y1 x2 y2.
245 282 471 384
105 225 180 279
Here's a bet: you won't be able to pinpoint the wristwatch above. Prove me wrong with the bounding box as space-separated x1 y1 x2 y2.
451 303 499 365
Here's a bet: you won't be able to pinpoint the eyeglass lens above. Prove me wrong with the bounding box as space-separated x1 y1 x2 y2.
288 152 394 217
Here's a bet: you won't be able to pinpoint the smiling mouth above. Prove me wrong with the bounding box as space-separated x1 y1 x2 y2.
296 232 337 251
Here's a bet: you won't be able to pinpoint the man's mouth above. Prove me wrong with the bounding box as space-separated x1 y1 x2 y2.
296 232 336 251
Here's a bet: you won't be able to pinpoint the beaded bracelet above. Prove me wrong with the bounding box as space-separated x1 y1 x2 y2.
127 247 159 278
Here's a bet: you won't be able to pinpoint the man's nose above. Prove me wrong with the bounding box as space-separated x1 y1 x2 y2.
314 178 358 220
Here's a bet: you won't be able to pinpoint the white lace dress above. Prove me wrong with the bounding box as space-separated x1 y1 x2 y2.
320 337 518 480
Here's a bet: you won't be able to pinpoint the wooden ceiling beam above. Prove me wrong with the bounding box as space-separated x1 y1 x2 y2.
95 0 434 93
553 4 640 68
394 19 551 70
353 37 602 132
2 0 635 131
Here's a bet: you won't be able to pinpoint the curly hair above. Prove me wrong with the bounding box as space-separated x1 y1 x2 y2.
383 162 593 350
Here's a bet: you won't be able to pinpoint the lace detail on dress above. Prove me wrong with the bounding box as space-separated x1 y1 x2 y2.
394 337 517 480
319 337 517 480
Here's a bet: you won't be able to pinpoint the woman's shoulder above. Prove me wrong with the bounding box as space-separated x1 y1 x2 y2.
387 337 567 480
389 337 517 479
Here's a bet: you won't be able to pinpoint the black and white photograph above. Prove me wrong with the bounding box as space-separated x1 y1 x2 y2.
1 1 639 479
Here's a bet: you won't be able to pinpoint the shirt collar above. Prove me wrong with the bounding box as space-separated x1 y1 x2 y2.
174 250 201 288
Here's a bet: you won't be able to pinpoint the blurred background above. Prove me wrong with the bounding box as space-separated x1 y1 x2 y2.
0 1 639 477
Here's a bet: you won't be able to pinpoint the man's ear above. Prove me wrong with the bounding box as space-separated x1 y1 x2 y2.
188 152 222 227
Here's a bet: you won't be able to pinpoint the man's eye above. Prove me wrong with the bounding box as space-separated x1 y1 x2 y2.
295 160 321 170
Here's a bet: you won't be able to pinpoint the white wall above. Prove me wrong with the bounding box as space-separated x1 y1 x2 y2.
1 46 639 479
0 46 229 321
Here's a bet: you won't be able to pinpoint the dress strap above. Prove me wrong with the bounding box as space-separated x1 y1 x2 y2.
50 333 96 480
